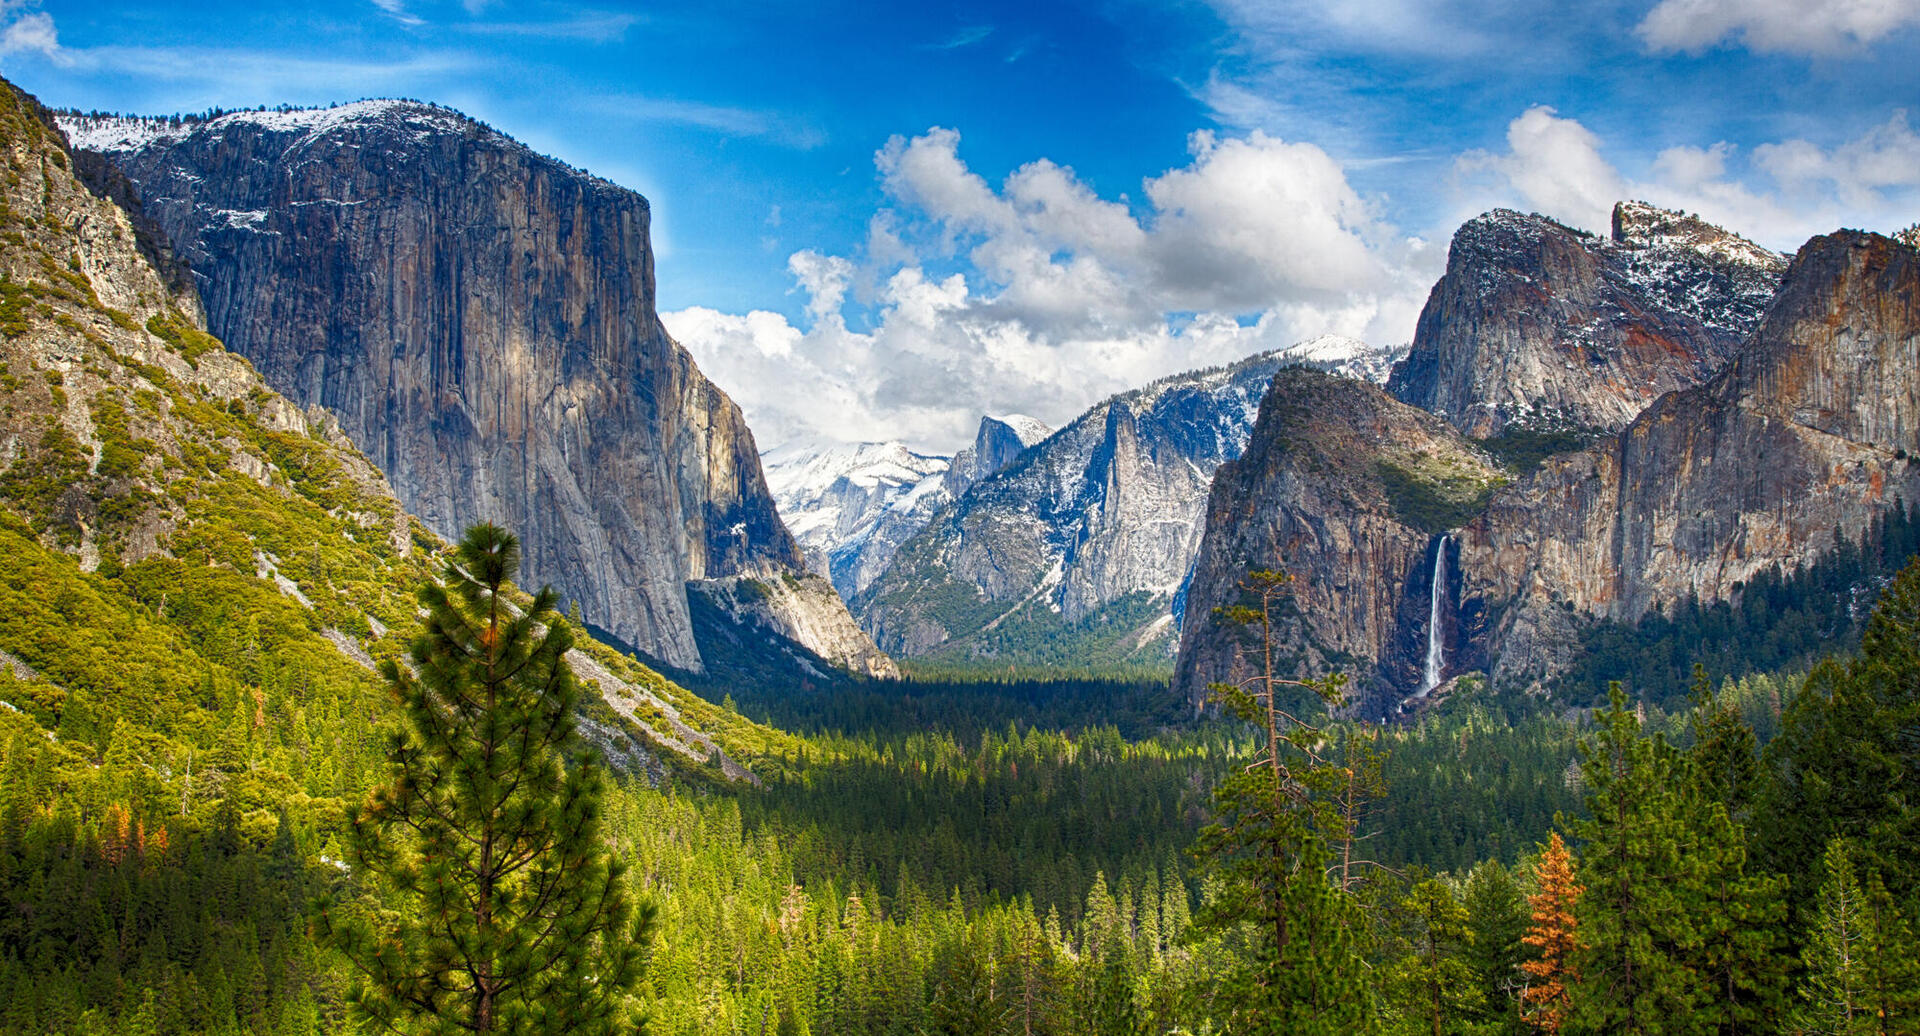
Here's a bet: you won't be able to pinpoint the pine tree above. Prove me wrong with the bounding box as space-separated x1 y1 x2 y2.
1682 668 1791 1034
1519 833 1578 1036
1385 877 1483 1036
1566 685 1707 1035
1799 839 1920 1036
1187 569 1371 1034
312 524 651 1034
1462 860 1528 1033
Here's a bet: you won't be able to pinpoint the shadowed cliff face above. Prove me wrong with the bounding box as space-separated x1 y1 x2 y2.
1179 229 1920 708
1458 230 1920 690
1172 369 1505 716
1388 203 1786 438
60 103 892 677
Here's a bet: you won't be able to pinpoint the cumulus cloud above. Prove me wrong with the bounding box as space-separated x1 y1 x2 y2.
668 127 1431 452
1453 107 1628 234
1637 0 1920 56
0 1 58 60
1450 107 1920 251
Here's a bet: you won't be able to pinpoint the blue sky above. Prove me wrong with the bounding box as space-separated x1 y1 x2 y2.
5 0 1919 450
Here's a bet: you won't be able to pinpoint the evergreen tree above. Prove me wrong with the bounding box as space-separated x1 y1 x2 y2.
1566 686 1706 1035
312 524 650 1034
1462 860 1528 1034
1384 877 1484 1036
1798 839 1920 1036
1187 569 1371 1034
1760 558 1920 902
1681 669 1791 1034
1519 834 1578 1036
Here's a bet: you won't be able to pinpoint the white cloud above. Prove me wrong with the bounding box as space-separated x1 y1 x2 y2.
1637 0 1920 56
1453 106 1628 235
1450 107 1920 251
369 0 425 28
0 2 58 61
1753 110 1920 204
669 126 1432 452
457 11 642 42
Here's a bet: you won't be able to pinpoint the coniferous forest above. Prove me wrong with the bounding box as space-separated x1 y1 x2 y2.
6 526 1919 1033
3 12 1920 1033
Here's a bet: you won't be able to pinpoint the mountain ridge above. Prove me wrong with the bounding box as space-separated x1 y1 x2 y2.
59 101 895 681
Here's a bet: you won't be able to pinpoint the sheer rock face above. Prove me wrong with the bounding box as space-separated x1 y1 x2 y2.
943 415 1051 499
858 352 1295 662
1171 370 1505 716
1457 230 1920 689
761 415 1050 607
1178 230 1920 705
60 103 892 677
1387 203 1787 438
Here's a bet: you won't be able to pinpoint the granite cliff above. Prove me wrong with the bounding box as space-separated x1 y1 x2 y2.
0 76 789 785
1387 202 1786 438
1455 229 1920 690
860 338 1403 671
1171 370 1505 717
1177 225 1919 709
60 103 892 678
762 414 1050 605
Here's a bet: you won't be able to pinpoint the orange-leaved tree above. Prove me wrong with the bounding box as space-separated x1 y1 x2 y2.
1521 831 1580 1034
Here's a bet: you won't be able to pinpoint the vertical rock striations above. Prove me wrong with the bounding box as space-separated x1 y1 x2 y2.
860 339 1403 670
1456 229 1920 689
1178 226 1919 706
1172 370 1505 715
59 103 892 678
1387 203 1787 437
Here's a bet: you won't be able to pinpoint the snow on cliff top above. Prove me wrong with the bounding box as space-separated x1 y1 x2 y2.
59 100 480 153
762 441 948 505
986 414 1052 447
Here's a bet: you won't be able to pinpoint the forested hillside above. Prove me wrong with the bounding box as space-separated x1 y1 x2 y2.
5 66 1920 1036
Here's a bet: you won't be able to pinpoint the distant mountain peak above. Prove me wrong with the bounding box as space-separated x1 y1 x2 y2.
1611 200 1788 272
1389 202 1787 437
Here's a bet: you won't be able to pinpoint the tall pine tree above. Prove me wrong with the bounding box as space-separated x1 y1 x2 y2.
1520 833 1579 1036
1188 569 1372 1034
313 524 650 1034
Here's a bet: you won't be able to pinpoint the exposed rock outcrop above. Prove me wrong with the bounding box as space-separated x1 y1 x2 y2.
1387 203 1787 437
1456 229 1920 689
60 102 891 678
1172 370 1506 716
861 339 1403 669
943 415 1052 498
1177 227 1920 707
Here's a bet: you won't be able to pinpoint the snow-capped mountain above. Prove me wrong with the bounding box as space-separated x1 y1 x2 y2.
763 414 1052 603
763 441 950 600
857 338 1402 670
1275 333 1404 385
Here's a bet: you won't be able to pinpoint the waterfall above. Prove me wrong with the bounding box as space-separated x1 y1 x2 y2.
1417 535 1449 697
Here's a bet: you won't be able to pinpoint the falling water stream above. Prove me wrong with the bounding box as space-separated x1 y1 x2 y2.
1417 535 1449 697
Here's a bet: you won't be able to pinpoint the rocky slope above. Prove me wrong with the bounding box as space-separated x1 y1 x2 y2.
1387 202 1787 438
1172 370 1506 717
762 414 1051 604
942 414 1053 498
859 338 1403 670
1455 229 1920 690
59 102 892 679
0 76 795 789
1177 226 1919 708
